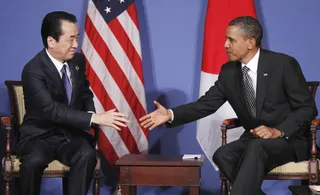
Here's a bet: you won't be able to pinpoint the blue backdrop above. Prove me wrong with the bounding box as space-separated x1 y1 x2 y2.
0 0 319 194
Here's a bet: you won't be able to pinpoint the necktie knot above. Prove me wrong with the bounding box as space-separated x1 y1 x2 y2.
242 66 250 74
61 64 67 74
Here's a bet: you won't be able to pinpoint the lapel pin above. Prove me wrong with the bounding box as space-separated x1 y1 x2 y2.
263 73 268 76
75 65 79 71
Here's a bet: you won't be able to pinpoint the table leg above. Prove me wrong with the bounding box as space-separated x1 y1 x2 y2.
189 186 199 195
120 185 136 195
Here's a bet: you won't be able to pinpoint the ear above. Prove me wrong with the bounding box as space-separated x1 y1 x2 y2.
47 36 55 49
247 38 256 50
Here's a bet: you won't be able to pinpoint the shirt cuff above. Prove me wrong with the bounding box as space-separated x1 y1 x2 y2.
87 111 95 126
167 109 174 123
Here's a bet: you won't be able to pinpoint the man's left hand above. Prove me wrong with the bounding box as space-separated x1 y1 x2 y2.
250 125 282 139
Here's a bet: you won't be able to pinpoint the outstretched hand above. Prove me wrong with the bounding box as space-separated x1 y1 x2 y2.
139 101 172 130
92 108 129 130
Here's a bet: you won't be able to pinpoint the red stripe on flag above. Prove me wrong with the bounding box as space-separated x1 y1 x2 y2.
126 4 139 30
98 129 119 164
201 0 257 74
85 15 148 138
84 56 140 154
108 18 144 84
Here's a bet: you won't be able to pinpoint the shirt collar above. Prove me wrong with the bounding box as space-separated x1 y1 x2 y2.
45 49 69 72
241 48 260 73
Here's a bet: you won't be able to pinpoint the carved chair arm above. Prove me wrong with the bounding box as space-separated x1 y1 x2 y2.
1 116 14 181
311 118 320 127
222 118 241 129
221 118 242 145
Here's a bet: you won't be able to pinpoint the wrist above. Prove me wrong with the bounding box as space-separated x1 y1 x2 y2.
272 128 282 138
166 109 172 121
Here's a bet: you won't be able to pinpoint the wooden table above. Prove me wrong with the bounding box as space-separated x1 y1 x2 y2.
289 185 320 195
115 154 204 195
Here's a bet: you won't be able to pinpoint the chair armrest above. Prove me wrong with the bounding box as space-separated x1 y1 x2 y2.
91 124 101 182
221 118 241 145
311 118 320 128
1 116 12 157
1 116 14 181
222 118 241 129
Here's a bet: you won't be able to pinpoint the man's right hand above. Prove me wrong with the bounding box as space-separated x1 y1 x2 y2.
92 108 129 130
139 101 172 130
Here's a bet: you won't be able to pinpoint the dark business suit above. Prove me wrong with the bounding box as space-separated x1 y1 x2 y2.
168 49 318 195
18 49 96 195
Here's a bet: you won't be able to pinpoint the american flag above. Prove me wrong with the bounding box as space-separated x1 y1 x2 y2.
81 0 148 165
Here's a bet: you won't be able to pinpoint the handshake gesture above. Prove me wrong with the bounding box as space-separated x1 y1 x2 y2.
139 101 171 130
92 108 129 130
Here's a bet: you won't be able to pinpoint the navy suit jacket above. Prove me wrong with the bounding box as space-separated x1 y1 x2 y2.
18 49 95 150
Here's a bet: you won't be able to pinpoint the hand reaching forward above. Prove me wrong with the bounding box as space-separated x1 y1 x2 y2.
250 125 282 139
140 101 172 130
92 108 129 130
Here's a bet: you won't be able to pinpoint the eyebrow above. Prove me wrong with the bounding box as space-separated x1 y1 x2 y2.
226 36 235 41
70 33 80 38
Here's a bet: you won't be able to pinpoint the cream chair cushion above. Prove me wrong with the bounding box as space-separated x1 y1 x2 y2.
4 155 70 173
268 160 320 175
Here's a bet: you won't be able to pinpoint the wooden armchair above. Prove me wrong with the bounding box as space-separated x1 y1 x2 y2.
219 81 320 195
1 80 101 195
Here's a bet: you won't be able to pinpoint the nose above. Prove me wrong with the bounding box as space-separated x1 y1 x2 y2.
72 38 78 49
224 40 230 49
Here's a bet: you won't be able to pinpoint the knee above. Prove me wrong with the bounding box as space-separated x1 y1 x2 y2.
77 148 96 164
20 155 49 170
212 146 227 165
247 139 265 150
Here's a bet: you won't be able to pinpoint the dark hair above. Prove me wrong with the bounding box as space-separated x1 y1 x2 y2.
41 11 77 48
228 16 263 47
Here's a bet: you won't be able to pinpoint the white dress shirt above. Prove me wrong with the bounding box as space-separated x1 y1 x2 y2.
46 49 72 86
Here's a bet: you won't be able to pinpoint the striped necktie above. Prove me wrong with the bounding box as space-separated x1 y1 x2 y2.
242 66 256 118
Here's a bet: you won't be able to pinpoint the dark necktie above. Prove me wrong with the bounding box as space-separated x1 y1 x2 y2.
242 66 256 118
61 64 72 104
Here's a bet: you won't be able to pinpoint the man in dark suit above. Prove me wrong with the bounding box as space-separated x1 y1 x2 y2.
18 11 128 195
139 16 318 195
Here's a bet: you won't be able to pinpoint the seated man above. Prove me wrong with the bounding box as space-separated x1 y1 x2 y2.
18 11 128 195
139 16 317 195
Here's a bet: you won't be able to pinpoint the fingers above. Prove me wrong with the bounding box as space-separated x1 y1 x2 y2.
113 120 127 128
110 124 121 131
106 108 117 113
114 116 129 123
253 125 265 132
139 114 150 122
142 119 155 129
153 100 160 107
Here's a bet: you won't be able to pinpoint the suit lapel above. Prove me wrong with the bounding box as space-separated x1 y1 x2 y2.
68 61 79 105
256 50 271 120
40 49 66 99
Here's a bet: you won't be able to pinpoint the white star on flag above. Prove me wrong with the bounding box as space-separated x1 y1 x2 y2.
119 0 125 3
104 6 111 14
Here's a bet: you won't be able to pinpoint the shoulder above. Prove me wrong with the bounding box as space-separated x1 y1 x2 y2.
22 50 44 73
71 53 86 66
261 49 298 64
220 61 240 74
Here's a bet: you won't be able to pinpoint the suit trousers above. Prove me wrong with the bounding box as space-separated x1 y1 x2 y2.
18 135 96 195
213 137 296 195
